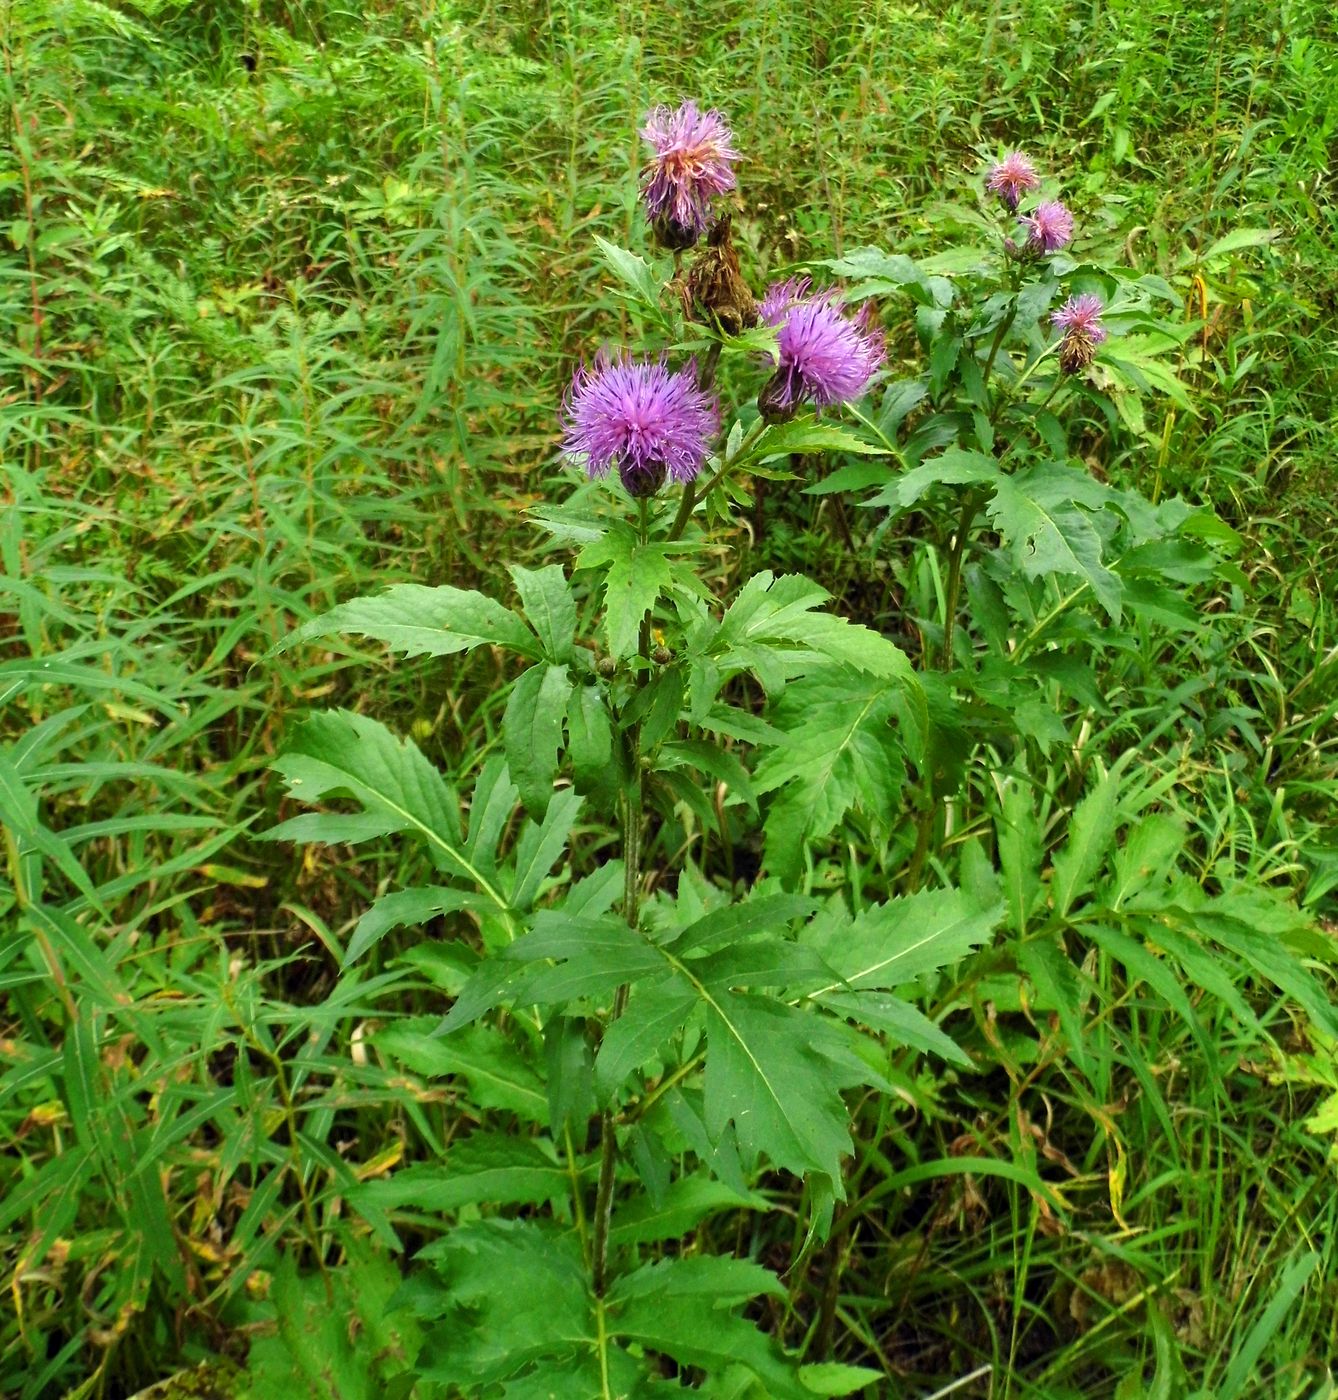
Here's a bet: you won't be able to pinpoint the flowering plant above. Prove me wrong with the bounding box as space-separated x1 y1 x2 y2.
266 110 1260 1395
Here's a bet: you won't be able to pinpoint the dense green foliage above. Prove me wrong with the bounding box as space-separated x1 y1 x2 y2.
2 1 1337 1397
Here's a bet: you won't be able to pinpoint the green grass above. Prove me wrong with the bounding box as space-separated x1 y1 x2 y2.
2 0 1336 1396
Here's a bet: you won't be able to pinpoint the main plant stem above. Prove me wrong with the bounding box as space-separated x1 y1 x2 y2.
591 500 650 1297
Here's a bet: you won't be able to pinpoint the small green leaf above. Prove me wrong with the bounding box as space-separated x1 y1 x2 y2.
504 663 573 820
748 418 888 464
593 234 664 308
578 524 677 661
798 1361 885 1395
509 563 577 662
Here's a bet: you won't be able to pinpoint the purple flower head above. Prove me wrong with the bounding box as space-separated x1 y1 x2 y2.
758 276 808 327
561 351 718 497
1019 200 1074 255
640 101 741 246
985 150 1040 212
758 278 884 416
1051 293 1108 373
1051 293 1107 343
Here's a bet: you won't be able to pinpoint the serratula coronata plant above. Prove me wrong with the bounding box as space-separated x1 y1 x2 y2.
265 111 1254 1397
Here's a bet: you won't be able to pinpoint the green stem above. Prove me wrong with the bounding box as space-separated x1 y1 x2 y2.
939 487 985 671
668 418 768 541
591 497 650 1297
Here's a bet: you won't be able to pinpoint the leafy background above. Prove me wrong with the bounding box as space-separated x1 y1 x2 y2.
2 0 1337 1396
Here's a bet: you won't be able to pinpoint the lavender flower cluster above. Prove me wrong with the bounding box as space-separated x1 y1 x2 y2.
562 101 883 497
560 118 1115 498
986 149 1109 373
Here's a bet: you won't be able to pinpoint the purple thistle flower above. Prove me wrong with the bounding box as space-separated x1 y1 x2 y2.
640 101 741 247
757 277 884 416
757 276 809 327
561 351 719 497
1051 293 1108 374
1019 200 1075 255
1051 293 1107 343
985 150 1040 212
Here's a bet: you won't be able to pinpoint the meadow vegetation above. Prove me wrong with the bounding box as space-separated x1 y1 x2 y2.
2 0 1337 1396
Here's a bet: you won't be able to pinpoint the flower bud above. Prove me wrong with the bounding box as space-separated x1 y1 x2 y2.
597 656 617 678
618 458 668 498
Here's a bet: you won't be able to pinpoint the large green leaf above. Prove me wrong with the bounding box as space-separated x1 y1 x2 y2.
712 573 916 686
415 1221 596 1388
804 887 1002 991
701 991 873 1183
266 711 510 913
275 583 540 659
753 667 907 884
608 1256 807 1398
987 462 1122 619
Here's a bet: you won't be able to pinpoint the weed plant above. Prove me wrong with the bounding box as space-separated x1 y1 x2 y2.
1 1 1336 1397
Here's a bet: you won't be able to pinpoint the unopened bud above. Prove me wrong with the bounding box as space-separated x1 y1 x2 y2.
652 645 673 665
619 458 668 498
597 656 617 678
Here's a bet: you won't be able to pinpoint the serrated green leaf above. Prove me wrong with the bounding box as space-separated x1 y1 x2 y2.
504 663 572 820
664 892 819 954
346 885 487 965
416 1220 593 1386
505 914 666 1006
815 989 970 1065
266 711 510 912
753 668 906 884
1050 761 1126 918
510 787 582 910
987 463 1122 619
593 234 663 308
276 584 540 659
360 1135 574 1211
609 1175 769 1245
509 563 577 662
713 573 916 684
609 1257 807 1398
997 778 1042 936
702 991 872 1182
594 979 697 1102
883 445 1000 510
748 418 888 463
375 1024 548 1122
806 887 1002 992
577 524 676 661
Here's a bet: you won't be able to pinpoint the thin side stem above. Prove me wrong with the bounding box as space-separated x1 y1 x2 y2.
939 487 986 671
